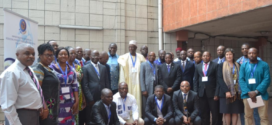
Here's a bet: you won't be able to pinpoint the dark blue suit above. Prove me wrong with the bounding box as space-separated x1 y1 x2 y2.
174 60 195 89
212 57 225 64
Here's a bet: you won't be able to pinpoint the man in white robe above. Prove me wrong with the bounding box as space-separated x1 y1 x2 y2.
118 40 146 117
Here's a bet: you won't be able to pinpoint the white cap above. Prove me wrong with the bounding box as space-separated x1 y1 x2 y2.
129 40 137 46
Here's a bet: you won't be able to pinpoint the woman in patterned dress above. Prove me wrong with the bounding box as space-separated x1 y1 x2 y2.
50 47 79 125
66 46 86 125
33 43 60 125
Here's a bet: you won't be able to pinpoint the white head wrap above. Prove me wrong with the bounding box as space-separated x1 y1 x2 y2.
129 40 137 46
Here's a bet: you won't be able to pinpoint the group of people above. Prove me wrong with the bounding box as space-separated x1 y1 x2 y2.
0 39 270 125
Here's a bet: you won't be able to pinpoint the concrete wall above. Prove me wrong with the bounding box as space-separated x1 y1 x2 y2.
0 0 159 73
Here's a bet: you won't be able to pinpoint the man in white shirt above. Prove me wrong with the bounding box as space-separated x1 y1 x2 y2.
0 44 45 125
113 82 144 125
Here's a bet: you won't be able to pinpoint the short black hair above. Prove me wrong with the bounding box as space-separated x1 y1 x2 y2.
37 43 54 55
242 43 250 47
155 85 164 91
165 53 172 58
55 47 69 59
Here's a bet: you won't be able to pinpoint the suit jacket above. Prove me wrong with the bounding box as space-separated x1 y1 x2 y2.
212 57 225 64
89 100 120 125
193 61 219 98
140 61 158 95
82 63 110 103
158 63 182 94
175 60 195 89
145 94 173 123
172 90 199 120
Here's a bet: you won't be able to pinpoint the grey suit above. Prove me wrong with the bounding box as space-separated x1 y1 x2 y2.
140 61 158 117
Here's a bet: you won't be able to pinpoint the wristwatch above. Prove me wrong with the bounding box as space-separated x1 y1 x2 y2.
255 90 259 94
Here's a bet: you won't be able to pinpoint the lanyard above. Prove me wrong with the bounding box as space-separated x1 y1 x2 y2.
130 54 137 67
249 63 258 78
92 64 100 78
148 61 156 75
181 61 185 72
228 63 235 74
122 97 127 111
158 59 161 63
108 106 111 121
202 63 209 76
66 62 75 69
57 63 68 85
155 95 164 111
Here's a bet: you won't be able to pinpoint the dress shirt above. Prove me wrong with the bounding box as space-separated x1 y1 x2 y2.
174 58 180 62
107 52 119 90
187 57 192 61
0 60 43 125
154 59 162 65
182 92 189 101
181 60 187 67
166 63 172 67
103 103 111 125
113 92 139 124
156 98 163 118
91 61 100 74
236 56 262 65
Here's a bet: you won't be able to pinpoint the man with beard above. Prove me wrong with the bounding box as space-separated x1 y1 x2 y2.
118 40 146 117
239 48 270 125
113 82 144 125
154 50 166 65
140 45 148 60
213 45 226 64
140 52 158 117
83 49 92 64
107 43 119 94
74 46 86 67
1 44 45 125
82 50 110 123
187 48 194 63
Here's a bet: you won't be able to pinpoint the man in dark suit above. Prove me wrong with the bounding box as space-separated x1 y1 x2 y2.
212 45 225 64
193 51 220 125
173 81 201 125
158 53 182 96
99 51 111 89
144 85 175 125
82 50 110 123
175 50 195 89
89 88 120 125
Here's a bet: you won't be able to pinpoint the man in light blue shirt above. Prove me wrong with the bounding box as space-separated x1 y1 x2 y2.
107 43 119 94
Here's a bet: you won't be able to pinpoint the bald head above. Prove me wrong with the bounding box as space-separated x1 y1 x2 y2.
101 88 112 96
101 88 113 105
180 81 190 93
118 82 128 88
99 51 109 65
16 44 35 66
91 50 99 64
194 51 202 64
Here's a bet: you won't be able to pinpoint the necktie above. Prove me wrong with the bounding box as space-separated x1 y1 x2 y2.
183 93 187 113
167 65 170 73
205 63 208 72
108 106 111 124
25 66 45 108
80 61 83 67
183 93 187 103
95 64 100 78
182 62 185 70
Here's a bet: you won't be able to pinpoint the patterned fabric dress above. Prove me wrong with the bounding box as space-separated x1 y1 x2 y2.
32 63 60 125
50 64 79 125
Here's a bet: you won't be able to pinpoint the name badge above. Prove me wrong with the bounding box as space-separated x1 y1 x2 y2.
234 80 236 85
118 105 121 109
61 87 70 94
64 94 71 99
132 68 137 73
248 78 256 84
202 76 208 82
118 110 123 114
128 106 132 110
152 76 155 81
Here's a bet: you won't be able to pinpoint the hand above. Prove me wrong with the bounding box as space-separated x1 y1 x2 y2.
214 96 219 101
226 92 232 98
251 97 257 103
72 102 79 115
81 97 86 110
41 108 49 120
157 117 164 125
183 116 188 124
248 91 257 98
133 120 138 125
167 87 173 93
142 91 148 97
187 117 191 124
39 108 44 116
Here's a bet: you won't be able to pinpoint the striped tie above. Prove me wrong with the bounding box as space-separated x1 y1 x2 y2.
25 66 45 108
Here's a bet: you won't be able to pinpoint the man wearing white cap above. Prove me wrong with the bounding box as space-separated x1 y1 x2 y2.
118 40 146 117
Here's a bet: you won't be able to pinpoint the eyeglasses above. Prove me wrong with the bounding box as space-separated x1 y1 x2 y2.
43 54 54 58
